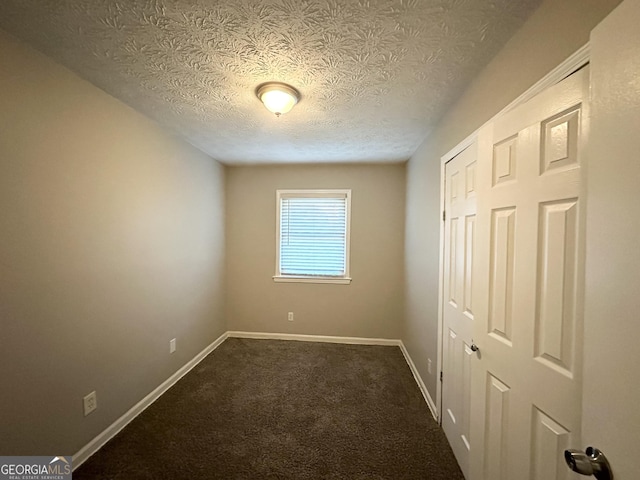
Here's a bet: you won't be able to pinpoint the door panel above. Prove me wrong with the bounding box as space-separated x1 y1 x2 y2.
471 67 588 480
484 373 510 480
535 199 578 373
531 408 571 480
442 143 477 478
488 207 515 345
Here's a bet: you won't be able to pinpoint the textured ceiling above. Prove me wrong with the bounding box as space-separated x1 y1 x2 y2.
0 0 541 165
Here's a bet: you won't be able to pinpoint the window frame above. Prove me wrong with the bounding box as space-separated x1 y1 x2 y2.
273 189 352 284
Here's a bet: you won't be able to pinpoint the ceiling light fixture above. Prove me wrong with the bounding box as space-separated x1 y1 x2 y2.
256 82 300 117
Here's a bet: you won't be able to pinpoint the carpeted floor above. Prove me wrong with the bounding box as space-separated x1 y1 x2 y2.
74 338 464 479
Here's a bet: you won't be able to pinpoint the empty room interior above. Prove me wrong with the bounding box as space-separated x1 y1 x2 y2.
2 0 639 479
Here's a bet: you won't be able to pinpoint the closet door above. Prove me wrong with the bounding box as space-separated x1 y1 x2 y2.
442 143 477 479
470 67 588 480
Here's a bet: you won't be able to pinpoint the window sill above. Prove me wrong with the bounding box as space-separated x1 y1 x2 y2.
273 275 352 285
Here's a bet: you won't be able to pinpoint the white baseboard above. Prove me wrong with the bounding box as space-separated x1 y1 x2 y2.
72 331 229 470
399 342 439 422
227 330 402 346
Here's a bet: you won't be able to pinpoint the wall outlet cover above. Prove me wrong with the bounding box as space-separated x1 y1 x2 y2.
83 391 97 416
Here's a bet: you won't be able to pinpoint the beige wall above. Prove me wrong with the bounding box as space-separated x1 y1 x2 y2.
226 164 405 339
0 30 226 454
403 0 621 400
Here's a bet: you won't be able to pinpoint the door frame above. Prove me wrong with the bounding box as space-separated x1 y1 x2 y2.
436 43 591 420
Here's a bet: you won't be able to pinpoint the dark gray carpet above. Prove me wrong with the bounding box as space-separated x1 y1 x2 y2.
74 338 464 479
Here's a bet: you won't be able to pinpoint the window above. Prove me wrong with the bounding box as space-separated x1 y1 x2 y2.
274 189 351 284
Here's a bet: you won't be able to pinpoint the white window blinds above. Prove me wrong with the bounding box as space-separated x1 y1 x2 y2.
276 190 351 281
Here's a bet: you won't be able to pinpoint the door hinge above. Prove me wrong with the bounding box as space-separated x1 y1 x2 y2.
442 210 446 221
440 371 443 382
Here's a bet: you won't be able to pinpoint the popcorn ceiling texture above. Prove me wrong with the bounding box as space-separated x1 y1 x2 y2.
0 0 540 164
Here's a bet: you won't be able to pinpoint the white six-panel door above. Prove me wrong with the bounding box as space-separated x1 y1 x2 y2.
470 67 588 480
442 143 477 479
583 2 640 477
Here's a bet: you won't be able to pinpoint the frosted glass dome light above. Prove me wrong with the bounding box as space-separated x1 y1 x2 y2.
256 82 300 116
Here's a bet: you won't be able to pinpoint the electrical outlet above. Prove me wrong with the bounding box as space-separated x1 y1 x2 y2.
287 312 294 322
83 391 97 416
427 358 432 375
169 338 176 354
